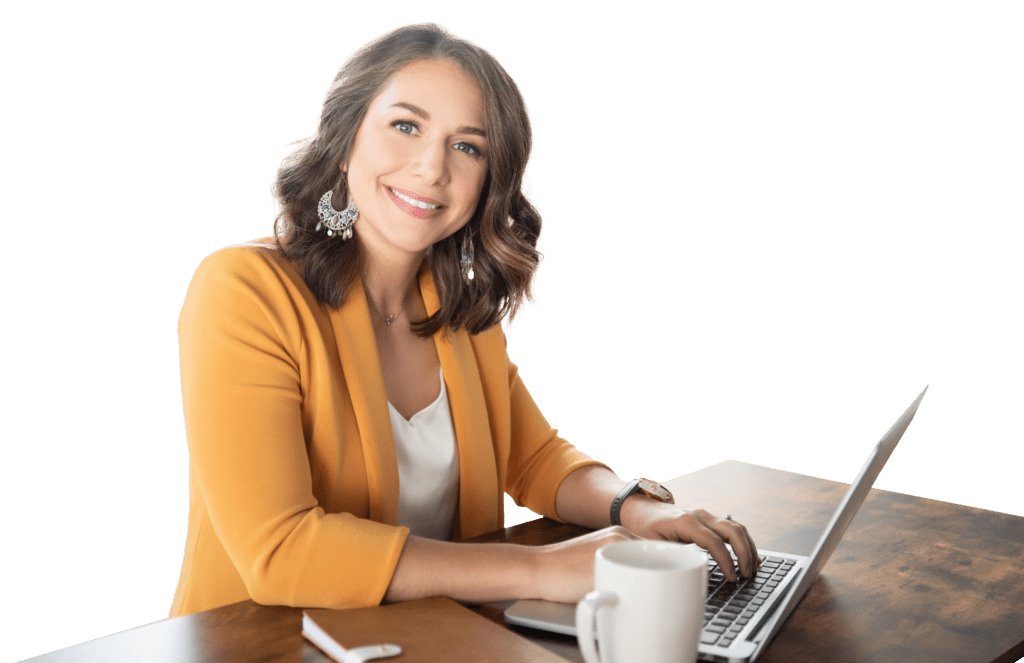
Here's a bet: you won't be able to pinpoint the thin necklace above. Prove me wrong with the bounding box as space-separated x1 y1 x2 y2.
368 296 410 327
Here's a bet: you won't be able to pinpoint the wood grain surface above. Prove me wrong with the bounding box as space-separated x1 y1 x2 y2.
24 461 1024 663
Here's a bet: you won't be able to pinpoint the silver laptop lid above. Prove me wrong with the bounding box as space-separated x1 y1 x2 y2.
750 386 928 654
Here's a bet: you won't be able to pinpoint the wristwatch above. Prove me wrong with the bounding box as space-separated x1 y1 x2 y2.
610 478 675 526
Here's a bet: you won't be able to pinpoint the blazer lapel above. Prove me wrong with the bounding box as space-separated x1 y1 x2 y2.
328 278 400 526
419 269 500 540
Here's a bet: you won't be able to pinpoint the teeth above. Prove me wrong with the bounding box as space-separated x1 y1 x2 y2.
391 188 438 210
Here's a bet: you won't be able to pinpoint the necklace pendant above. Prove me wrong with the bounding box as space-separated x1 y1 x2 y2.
384 314 395 326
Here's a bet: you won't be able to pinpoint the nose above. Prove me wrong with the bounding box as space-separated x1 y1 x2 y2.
412 139 449 185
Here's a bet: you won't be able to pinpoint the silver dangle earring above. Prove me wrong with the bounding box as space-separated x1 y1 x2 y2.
460 228 475 283
315 190 357 240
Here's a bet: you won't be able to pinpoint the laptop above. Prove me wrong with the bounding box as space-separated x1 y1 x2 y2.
504 386 928 662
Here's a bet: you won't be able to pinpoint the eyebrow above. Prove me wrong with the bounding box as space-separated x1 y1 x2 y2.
389 102 487 138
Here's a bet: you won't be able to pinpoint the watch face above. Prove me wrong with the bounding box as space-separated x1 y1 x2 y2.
637 479 674 503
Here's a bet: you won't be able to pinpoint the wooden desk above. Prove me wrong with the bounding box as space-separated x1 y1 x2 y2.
24 461 1024 663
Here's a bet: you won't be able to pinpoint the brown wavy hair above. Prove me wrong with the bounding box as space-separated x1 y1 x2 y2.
274 24 541 336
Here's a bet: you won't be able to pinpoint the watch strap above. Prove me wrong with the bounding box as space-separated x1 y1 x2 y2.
609 479 642 527
609 478 676 527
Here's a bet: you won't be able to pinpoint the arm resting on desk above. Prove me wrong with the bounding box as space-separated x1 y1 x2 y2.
383 528 636 604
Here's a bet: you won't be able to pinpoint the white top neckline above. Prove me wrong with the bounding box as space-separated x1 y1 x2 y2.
387 368 460 541
387 370 448 425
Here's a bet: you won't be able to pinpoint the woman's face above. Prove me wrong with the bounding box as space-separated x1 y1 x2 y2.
344 58 489 261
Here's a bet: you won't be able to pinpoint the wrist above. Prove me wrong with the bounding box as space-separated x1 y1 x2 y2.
618 492 661 532
521 544 547 600
609 478 674 527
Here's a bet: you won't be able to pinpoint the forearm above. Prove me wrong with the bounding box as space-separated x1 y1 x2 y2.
383 535 538 604
555 466 685 534
554 465 631 530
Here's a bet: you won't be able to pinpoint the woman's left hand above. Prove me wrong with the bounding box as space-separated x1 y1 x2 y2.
619 498 760 582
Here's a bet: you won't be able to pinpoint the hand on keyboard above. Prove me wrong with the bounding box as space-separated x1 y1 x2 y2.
618 501 761 582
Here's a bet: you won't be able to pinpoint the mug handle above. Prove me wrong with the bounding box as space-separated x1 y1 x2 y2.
576 589 618 663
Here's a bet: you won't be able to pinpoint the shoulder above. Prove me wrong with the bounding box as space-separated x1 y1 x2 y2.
187 238 309 299
182 237 318 328
192 237 291 281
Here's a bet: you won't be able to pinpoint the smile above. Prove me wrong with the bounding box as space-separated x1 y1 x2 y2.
388 187 439 210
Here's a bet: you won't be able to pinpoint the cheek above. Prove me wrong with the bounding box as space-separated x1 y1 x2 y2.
348 133 406 181
456 167 488 210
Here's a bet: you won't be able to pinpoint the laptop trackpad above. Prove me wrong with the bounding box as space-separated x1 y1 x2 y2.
505 599 579 636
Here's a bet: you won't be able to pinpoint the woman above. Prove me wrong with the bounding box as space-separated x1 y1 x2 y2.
170 23 758 618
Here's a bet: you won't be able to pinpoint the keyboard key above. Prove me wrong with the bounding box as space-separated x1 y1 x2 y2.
701 632 720 645
720 635 735 645
707 624 726 634
737 617 750 626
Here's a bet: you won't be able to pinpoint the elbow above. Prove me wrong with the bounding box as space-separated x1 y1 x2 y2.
239 552 388 610
229 512 408 609
236 541 309 607
240 564 295 607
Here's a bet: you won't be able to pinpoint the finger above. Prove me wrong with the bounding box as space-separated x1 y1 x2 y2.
745 527 761 571
711 517 757 578
740 524 760 576
689 520 738 582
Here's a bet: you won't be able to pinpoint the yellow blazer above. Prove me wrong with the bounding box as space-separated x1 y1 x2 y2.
170 240 604 617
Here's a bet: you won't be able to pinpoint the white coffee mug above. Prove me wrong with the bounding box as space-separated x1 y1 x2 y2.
576 540 707 663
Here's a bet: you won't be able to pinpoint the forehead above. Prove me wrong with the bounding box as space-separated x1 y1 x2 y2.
370 59 487 130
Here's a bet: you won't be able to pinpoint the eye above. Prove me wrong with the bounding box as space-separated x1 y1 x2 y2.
392 120 418 135
455 141 483 157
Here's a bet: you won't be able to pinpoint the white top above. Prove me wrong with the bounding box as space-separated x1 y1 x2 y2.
388 369 460 540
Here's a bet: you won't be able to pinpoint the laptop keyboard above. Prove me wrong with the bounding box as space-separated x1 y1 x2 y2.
701 554 796 648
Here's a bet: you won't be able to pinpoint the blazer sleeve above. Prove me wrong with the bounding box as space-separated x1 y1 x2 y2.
500 341 611 523
178 247 407 609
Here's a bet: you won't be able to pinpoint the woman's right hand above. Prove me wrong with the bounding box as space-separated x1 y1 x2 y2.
528 526 639 603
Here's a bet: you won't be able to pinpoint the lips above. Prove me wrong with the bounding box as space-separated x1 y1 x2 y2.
386 186 442 220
